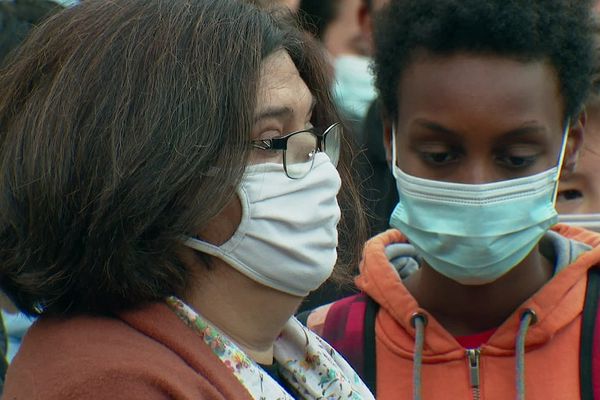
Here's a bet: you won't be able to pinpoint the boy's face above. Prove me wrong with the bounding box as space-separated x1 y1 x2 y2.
389 53 580 184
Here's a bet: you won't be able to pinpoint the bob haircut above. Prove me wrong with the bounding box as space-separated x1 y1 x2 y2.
0 0 366 316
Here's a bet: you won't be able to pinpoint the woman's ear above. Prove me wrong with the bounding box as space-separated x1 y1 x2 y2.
560 111 586 179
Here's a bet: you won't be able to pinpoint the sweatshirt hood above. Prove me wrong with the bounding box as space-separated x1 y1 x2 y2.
355 225 600 360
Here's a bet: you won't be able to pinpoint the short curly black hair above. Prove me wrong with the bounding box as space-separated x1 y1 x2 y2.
373 0 595 121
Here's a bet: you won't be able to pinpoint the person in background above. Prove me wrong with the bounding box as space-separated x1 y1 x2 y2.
557 94 600 214
557 20 600 215
0 0 63 388
298 0 375 125
307 1 600 399
0 1 372 399
297 0 393 237
354 0 395 236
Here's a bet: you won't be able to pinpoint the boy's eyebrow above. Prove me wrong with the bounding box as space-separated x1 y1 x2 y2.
412 118 548 138
253 95 317 123
412 119 461 137
500 124 548 139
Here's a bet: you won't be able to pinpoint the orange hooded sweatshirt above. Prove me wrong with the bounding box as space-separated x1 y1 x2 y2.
318 225 600 399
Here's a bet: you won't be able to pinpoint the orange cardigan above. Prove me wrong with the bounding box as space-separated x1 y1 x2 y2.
3 302 253 399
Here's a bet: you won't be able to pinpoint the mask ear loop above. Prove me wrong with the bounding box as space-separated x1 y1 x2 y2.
552 119 571 208
391 125 399 179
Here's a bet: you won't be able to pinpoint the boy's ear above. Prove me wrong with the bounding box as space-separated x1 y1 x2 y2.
561 110 586 179
383 122 393 164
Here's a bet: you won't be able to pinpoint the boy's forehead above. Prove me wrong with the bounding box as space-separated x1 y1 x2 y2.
399 53 559 90
395 53 564 131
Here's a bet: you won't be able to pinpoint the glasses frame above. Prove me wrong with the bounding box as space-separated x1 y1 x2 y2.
250 122 341 179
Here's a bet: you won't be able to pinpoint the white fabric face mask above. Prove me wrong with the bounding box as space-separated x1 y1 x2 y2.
185 153 342 297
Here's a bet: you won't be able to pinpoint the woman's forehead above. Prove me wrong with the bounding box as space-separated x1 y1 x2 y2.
255 51 313 117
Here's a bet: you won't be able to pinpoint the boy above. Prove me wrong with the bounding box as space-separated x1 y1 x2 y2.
307 0 600 399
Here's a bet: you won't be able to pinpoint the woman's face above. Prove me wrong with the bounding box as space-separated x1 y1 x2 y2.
391 53 578 184
249 51 316 165
199 50 315 245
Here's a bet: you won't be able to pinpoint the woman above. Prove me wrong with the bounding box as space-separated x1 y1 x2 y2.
0 0 371 398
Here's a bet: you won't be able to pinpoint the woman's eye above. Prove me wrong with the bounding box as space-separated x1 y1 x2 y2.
257 130 282 141
249 137 284 165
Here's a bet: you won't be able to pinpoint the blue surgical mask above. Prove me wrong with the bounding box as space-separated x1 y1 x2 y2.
389 124 569 285
332 55 377 121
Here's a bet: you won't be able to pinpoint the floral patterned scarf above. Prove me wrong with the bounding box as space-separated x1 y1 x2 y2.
167 297 375 400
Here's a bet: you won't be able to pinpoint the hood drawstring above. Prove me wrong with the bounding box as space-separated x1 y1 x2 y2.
411 313 427 400
516 309 537 400
410 308 535 400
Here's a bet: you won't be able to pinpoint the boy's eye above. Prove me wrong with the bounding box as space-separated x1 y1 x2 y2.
422 151 459 165
416 143 461 166
494 145 541 170
495 155 537 169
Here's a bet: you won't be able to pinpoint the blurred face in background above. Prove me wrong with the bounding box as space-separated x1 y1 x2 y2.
358 0 389 55
556 95 600 214
278 0 300 12
556 14 600 215
323 0 367 57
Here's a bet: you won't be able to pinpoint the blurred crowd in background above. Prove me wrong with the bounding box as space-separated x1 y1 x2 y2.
1 0 600 395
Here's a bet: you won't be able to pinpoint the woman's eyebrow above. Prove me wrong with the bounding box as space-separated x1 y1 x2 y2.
253 95 317 123
254 106 294 123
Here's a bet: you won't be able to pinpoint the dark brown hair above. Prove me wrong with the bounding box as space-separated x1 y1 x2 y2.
0 0 366 316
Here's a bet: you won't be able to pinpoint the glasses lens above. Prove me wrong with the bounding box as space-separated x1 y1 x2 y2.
248 144 284 165
284 131 318 179
323 124 341 166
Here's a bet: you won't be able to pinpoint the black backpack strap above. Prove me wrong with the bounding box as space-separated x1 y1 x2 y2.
581 267 600 400
363 296 379 395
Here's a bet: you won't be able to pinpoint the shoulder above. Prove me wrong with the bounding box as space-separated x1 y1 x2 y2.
3 306 235 400
306 303 333 336
305 293 371 336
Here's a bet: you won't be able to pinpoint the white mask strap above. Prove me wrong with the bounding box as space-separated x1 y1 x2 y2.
391 125 399 178
552 119 571 207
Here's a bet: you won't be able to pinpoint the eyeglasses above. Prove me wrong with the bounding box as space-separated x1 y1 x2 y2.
250 122 341 179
